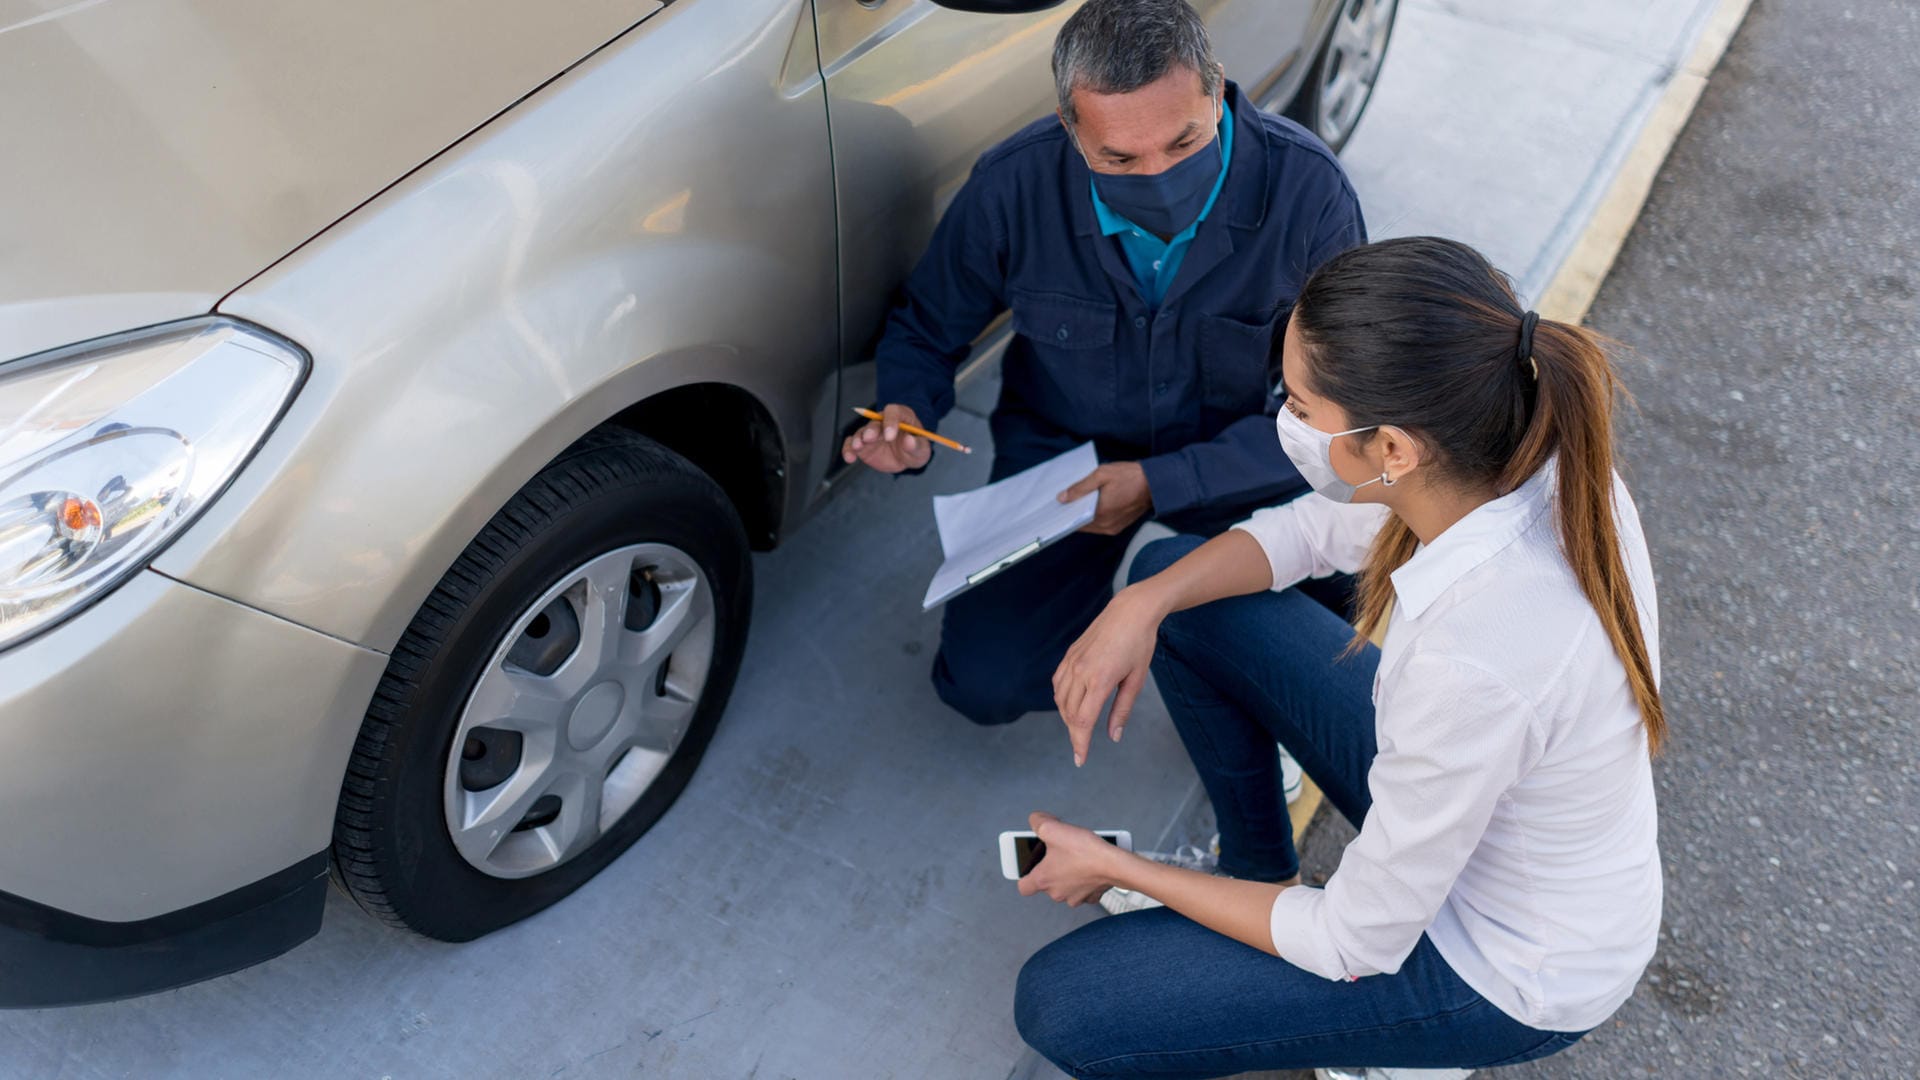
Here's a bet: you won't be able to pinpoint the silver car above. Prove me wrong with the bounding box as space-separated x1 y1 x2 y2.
0 0 1394 1005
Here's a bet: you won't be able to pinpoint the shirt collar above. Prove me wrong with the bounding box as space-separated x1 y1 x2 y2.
1390 463 1557 621
1088 99 1236 240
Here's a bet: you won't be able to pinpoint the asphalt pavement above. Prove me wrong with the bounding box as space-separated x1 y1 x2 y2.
1296 2 1920 1077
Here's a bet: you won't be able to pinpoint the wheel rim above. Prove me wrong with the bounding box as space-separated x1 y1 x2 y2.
1316 0 1397 147
443 543 717 879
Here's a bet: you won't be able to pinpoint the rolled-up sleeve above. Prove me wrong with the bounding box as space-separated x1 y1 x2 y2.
1229 494 1386 590
1268 655 1539 979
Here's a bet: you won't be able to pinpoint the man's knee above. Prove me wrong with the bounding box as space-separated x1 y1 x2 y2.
931 647 1036 727
1125 533 1207 588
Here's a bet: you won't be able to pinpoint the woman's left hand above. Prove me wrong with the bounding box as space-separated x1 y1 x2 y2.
1015 811 1134 907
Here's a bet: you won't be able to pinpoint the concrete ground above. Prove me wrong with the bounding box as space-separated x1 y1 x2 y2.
0 1 1767 1077
1335 0 1732 302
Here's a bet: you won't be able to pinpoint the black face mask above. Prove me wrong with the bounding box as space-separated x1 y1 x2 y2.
1085 125 1223 237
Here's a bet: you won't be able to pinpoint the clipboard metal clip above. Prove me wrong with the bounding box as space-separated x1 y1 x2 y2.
966 539 1043 586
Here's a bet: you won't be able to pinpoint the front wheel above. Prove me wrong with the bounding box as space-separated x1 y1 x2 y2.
330 427 752 941
1286 0 1399 154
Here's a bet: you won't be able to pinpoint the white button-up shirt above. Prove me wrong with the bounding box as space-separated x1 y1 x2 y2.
1230 464 1662 1032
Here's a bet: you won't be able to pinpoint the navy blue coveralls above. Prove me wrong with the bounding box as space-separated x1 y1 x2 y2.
874 82 1366 726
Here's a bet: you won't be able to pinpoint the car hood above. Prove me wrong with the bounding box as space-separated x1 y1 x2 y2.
0 0 660 362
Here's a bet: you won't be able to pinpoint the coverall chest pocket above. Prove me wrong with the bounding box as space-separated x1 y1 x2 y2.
1199 312 1280 415
1010 290 1118 422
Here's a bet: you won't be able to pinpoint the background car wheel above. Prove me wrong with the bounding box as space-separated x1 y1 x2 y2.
330 427 752 941
1286 0 1399 154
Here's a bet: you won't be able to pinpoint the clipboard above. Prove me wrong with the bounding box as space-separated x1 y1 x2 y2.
922 443 1099 609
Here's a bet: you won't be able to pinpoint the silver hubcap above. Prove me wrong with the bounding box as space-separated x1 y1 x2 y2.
1317 0 1396 147
443 543 716 879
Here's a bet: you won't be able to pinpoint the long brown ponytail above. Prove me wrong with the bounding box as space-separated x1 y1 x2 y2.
1290 237 1665 753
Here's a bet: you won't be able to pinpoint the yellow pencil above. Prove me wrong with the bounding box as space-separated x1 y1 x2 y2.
851 407 973 454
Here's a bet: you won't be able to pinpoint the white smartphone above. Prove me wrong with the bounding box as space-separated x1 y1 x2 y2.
998 829 1133 880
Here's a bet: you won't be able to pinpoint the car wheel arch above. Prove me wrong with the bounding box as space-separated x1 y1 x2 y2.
606 381 787 552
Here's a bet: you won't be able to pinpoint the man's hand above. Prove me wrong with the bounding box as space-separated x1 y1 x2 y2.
841 404 933 473
1015 811 1134 907
1058 461 1151 535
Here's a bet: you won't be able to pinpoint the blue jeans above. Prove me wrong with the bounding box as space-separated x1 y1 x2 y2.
1013 535 1586 1078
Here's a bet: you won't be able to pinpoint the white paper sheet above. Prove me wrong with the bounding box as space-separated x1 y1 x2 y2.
922 442 1099 610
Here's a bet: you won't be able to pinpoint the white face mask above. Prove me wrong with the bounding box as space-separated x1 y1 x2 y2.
1275 405 1384 503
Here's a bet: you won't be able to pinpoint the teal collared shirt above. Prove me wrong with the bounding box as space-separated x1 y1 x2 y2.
1089 102 1235 307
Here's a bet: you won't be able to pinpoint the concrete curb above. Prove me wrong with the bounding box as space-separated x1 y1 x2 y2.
1534 0 1756 323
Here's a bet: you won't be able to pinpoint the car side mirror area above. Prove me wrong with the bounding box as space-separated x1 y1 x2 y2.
927 0 1069 13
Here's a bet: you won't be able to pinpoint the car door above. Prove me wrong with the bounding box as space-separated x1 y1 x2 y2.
810 0 1075 390
1198 0 1326 109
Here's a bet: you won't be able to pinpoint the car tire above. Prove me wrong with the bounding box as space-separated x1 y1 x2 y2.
1286 0 1399 154
330 426 752 941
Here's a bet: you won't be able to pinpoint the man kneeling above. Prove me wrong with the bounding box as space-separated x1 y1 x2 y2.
842 0 1364 726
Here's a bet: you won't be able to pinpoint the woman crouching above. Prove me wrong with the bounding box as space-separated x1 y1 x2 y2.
1016 236 1663 1080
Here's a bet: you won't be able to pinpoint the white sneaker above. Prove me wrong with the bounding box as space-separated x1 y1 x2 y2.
1279 744 1304 804
1097 844 1219 915
1320 1060 1466 1068
1095 886 1164 915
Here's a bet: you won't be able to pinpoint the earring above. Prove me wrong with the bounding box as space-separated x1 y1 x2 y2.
1380 472 1397 487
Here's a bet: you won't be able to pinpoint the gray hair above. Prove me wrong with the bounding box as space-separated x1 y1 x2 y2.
1052 0 1221 125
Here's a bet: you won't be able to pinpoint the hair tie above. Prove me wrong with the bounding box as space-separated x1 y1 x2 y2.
1516 310 1540 380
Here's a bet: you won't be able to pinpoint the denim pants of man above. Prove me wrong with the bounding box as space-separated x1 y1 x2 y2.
1013 535 1587 1078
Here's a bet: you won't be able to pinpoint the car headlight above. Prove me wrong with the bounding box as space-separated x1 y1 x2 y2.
0 317 305 650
